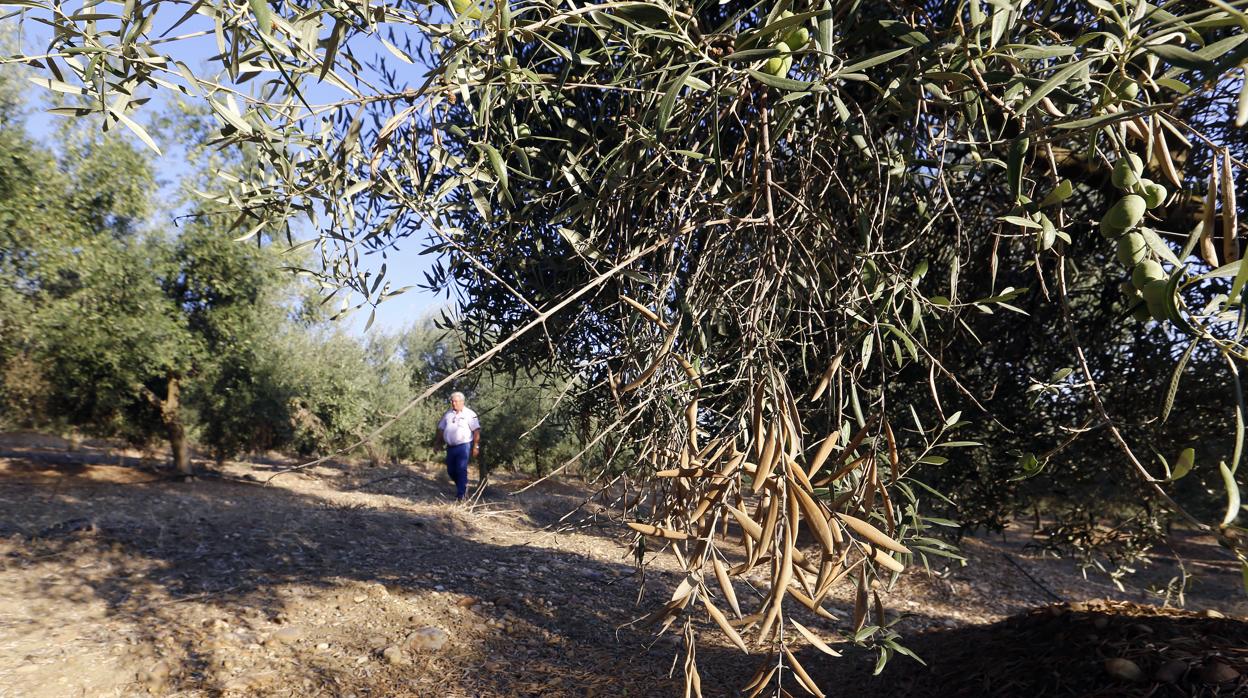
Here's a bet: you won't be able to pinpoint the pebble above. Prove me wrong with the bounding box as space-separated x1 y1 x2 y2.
315 642 330 650
1104 658 1144 683
353 595 367 604
368 583 389 598
1199 660 1239 684
382 645 408 665
265 626 302 646
407 626 449 652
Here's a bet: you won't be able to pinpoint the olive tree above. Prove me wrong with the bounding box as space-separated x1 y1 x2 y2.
9 0 1247 691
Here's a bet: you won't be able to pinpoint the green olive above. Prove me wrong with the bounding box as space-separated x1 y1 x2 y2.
1132 259 1165 290
1144 182 1167 209
1111 155 1143 189
1100 194 1146 239
1141 278 1169 304
1116 232 1148 267
783 27 810 51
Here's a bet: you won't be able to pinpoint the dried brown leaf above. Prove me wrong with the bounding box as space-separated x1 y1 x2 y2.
1153 123 1183 188
628 522 689 540
806 432 840 479
815 554 861 603
810 353 842 401
671 573 698 602
791 619 843 657
883 419 899 483
728 612 764 629
690 482 728 523
783 647 826 698
1202 157 1220 267
790 481 837 553
756 535 793 647
745 661 777 698
684 642 701 698
703 596 749 653
655 467 709 478
815 455 869 486
836 513 911 554
675 353 703 388
686 400 700 450
621 356 662 394
621 295 665 327
876 477 897 538
757 493 780 561
786 455 815 492
726 504 763 542
753 425 779 494
712 557 742 617
751 383 765 458
787 586 838 621
871 547 905 573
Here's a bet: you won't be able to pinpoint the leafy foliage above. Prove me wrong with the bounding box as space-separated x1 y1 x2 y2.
7 0 1248 692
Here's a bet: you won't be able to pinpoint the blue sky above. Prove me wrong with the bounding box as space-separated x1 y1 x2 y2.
11 9 449 336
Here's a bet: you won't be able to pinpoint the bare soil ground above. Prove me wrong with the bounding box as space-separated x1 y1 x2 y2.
0 432 1245 697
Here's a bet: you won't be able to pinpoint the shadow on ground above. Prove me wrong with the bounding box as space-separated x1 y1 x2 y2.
2 446 1246 697
1 453 781 696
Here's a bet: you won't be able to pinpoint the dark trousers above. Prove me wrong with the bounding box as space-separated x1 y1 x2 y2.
445 443 471 499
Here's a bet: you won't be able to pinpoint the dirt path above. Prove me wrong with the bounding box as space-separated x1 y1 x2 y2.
0 439 1244 697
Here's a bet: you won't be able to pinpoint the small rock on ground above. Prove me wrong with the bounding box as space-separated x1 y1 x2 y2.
382 645 407 665
265 626 303 646
406 626 449 652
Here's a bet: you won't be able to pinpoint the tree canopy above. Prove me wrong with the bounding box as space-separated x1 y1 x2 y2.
6 0 1248 691
0 72 584 475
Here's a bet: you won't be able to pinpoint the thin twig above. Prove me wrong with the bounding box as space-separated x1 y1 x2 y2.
1054 256 1207 531
264 229 698 483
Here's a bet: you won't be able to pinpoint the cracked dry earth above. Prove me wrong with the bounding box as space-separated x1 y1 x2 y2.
0 436 1245 697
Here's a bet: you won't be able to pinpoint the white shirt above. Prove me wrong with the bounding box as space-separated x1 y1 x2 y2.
438 408 480 446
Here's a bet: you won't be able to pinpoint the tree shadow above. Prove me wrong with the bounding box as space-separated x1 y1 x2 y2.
5 452 1245 697
331 458 632 543
833 601 1248 698
1 453 807 695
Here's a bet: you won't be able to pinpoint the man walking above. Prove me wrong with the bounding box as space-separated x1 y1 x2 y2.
435 391 480 502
